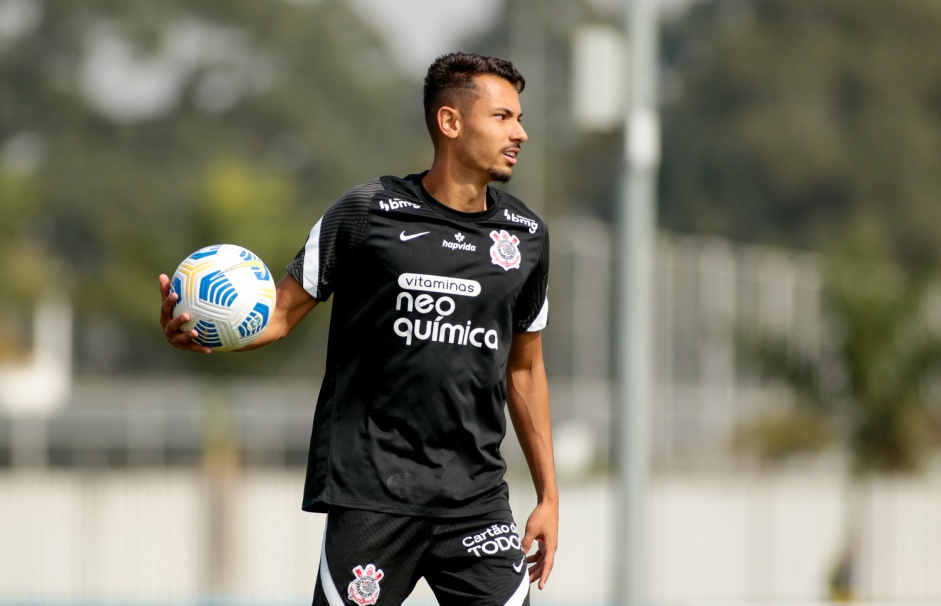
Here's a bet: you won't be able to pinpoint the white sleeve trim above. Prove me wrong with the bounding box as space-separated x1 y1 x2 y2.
302 217 323 300
525 297 549 332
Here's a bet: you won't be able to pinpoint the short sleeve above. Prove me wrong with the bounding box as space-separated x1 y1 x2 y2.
286 180 377 301
513 230 549 332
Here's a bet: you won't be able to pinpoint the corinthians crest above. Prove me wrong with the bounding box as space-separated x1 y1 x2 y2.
490 229 522 271
348 564 384 605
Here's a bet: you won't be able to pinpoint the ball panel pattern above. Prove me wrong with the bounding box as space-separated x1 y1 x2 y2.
169 244 277 351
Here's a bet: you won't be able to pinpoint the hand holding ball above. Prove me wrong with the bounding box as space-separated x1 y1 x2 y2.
169 244 277 351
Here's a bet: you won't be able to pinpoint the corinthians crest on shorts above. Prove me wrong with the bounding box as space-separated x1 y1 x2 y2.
490 229 521 271
348 564 384 605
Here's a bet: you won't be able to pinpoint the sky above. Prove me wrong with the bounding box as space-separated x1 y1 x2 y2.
58 0 700 121
344 0 504 79
344 0 700 79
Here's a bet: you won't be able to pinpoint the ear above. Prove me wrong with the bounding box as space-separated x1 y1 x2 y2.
436 106 461 140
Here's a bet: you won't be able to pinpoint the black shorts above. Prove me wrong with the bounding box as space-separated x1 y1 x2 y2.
312 507 530 606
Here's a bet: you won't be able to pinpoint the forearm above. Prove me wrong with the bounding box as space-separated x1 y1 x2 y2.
506 331 559 589
236 273 318 351
508 379 557 502
506 336 557 503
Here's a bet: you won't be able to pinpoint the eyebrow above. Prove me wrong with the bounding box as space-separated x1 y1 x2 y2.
493 107 522 118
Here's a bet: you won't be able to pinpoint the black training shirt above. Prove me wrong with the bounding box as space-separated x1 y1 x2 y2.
287 172 549 518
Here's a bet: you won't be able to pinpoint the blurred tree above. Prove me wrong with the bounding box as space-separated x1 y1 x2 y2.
733 222 941 599
196 156 297 252
660 0 941 265
0 0 427 373
0 169 60 361
462 0 620 221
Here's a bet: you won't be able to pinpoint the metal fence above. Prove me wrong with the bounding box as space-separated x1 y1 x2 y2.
1 219 829 474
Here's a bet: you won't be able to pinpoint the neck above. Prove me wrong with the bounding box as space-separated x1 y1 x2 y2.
422 161 489 213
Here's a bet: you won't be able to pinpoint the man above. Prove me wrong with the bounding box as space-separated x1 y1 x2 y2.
160 52 557 605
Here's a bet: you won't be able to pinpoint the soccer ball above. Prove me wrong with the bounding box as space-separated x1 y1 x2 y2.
170 244 277 351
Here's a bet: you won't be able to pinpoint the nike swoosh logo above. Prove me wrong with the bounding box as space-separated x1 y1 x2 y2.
512 557 526 573
399 231 430 241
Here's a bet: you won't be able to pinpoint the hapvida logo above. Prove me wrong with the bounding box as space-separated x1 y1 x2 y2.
442 232 476 252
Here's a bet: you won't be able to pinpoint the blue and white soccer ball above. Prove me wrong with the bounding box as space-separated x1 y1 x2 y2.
170 244 277 351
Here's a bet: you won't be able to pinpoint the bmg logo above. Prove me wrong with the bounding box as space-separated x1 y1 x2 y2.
378 198 421 211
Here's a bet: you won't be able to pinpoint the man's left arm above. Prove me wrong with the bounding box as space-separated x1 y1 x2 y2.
506 331 558 590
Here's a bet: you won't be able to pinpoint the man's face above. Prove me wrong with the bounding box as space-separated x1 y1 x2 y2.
458 75 528 184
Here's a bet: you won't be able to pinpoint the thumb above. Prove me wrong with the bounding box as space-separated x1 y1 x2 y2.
521 524 537 554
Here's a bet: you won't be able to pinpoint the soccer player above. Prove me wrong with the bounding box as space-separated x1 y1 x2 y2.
159 52 557 605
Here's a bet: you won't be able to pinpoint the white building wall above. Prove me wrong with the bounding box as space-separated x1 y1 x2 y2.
2 469 941 604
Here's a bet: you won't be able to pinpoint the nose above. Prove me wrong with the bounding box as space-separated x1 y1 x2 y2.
513 121 528 144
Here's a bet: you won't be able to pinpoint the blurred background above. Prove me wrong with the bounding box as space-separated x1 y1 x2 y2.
2 0 941 604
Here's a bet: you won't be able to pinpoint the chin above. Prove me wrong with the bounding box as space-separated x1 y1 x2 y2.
489 168 513 184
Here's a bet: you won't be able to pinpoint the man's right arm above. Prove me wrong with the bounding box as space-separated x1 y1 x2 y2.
158 272 318 354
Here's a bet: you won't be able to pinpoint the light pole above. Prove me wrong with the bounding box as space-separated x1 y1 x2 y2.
616 0 660 604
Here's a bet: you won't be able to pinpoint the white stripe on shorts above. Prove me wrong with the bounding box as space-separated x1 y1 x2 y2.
319 522 345 606
504 570 530 606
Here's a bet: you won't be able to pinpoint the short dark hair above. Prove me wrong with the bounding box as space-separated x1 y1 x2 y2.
423 52 526 135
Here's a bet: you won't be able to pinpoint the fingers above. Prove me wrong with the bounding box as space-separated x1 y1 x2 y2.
158 274 176 323
158 274 212 354
159 273 181 333
158 273 171 296
526 542 555 589
165 315 212 354
527 553 541 584
521 503 558 590
166 321 213 354
536 544 555 589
